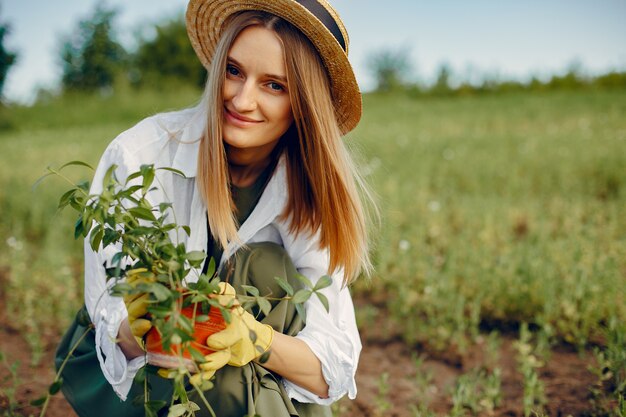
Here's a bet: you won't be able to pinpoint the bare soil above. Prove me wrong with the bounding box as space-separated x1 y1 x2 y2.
0 296 604 417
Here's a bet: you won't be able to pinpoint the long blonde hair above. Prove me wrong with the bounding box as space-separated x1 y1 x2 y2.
196 11 375 283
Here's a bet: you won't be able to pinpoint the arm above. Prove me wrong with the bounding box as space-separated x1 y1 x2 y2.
117 318 144 360
84 139 147 400
278 226 362 404
257 332 329 398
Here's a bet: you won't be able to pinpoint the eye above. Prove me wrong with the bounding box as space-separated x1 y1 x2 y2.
226 64 240 77
268 82 285 92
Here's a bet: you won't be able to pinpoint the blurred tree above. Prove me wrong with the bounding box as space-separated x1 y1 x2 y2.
0 8 17 99
594 71 626 89
132 17 206 88
546 59 588 91
60 5 126 92
367 46 413 92
430 63 453 96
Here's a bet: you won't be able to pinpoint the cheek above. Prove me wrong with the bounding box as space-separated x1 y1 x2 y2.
223 79 236 100
274 99 293 126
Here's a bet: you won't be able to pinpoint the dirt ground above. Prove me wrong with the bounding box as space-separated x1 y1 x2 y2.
0 298 604 417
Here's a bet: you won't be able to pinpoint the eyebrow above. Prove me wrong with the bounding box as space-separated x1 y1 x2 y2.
227 56 287 83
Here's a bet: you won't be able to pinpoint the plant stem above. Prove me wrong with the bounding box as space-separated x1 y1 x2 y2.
39 325 92 417
191 384 217 417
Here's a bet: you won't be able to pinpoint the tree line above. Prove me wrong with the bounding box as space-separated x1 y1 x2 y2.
0 5 206 101
59 5 206 94
367 46 626 97
1 4 625 103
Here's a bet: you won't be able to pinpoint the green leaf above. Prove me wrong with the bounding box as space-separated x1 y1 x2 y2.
195 314 209 323
111 251 125 266
77 180 91 192
90 225 104 251
294 273 313 289
167 404 188 417
149 283 173 302
295 303 306 321
103 229 121 247
313 275 333 291
242 300 256 311
131 393 145 407
291 289 312 304
145 400 168 416
176 315 194 334
257 297 272 316
188 347 207 363
69 194 84 211
30 396 47 407
221 308 232 324
315 292 330 313
125 171 142 184
159 202 173 212
205 257 216 277
242 285 260 297
186 251 206 267
128 207 156 221
182 225 191 236
123 184 143 195
258 351 271 364
74 215 84 240
133 367 146 384
59 160 94 171
141 165 155 192
103 164 118 189
32 171 55 191
110 283 133 296
48 378 63 395
158 166 187 178
274 277 294 296
58 188 76 210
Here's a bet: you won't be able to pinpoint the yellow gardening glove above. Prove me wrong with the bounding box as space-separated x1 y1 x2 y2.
123 268 154 349
188 282 274 386
206 282 274 366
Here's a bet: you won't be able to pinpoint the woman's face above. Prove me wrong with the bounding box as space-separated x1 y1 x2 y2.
222 25 293 165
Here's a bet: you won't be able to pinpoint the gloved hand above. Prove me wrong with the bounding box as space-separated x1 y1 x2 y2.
189 282 274 386
123 268 154 349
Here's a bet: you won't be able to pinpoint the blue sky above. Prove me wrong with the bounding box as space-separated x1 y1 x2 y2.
4 0 626 103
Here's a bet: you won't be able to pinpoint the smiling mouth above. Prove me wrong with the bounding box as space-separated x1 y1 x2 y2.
224 107 261 124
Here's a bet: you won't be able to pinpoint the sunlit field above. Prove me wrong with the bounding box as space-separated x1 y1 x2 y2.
1 87 624 415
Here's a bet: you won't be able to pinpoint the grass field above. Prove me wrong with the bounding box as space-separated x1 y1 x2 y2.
1 87 625 415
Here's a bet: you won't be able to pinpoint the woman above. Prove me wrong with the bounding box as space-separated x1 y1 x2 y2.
56 0 374 416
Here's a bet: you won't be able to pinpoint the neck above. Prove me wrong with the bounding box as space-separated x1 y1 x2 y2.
226 140 282 187
227 151 273 188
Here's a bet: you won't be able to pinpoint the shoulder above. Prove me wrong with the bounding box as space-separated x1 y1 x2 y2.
104 108 197 165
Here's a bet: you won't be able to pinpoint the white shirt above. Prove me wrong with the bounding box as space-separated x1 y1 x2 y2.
84 105 361 405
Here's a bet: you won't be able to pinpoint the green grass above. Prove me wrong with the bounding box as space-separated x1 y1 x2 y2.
1 87 624 364
351 89 626 351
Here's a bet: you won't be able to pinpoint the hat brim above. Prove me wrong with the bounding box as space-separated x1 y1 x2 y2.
186 0 361 134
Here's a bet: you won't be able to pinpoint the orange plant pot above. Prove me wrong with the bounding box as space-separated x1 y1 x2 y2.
145 304 226 370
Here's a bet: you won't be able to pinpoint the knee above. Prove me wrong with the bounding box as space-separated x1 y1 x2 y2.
244 242 294 272
235 242 298 291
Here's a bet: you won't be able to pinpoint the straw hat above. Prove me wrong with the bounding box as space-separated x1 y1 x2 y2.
186 0 362 134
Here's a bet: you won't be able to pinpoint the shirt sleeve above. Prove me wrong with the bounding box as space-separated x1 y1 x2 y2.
83 138 146 401
279 228 362 404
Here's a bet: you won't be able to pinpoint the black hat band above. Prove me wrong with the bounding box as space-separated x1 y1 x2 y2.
295 0 346 51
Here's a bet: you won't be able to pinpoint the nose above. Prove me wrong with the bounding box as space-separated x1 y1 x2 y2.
231 80 257 113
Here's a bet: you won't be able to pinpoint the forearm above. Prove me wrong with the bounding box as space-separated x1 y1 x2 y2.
117 318 144 360
256 331 329 399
